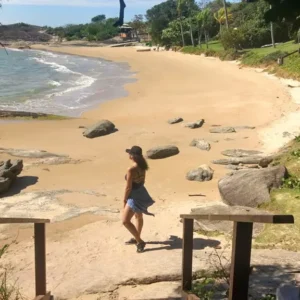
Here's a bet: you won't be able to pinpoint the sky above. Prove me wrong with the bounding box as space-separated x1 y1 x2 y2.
0 0 164 27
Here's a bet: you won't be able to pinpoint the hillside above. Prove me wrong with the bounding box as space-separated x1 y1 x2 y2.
0 23 52 42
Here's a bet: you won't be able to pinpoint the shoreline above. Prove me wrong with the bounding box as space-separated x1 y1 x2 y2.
0 45 299 298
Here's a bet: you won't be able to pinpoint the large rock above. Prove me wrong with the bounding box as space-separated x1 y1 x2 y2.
191 203 269 236
218 165 287 207
168 117 183 124
210 127 236 133
83 120 116 139
221 149 263 158
212 156 273 167
0 160 23 194
186 165 214 182
190 139 211 151
146 145 179 159
184 120 205 129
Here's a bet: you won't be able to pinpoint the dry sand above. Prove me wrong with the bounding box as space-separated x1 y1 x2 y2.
0 46 299 299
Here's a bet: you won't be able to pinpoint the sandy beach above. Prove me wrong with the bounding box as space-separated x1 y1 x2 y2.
1 46 300 299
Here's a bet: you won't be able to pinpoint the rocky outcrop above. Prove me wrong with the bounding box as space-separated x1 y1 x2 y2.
191 203 269 236
218 166 287 207
210 127 236 133
190 139 211 151
147 146 179 159
0 148 67 159
83 120 116 139
184 120 205 129
212 156 273 167
186 165 214 182
0 160 23 194
221 149 263 158
168 117 183 124
10 41 31 49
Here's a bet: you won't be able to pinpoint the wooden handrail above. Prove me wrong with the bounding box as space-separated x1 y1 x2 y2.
181 213 294 300
0 218 51 299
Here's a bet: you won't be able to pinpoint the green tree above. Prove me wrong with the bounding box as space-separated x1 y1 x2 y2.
196 8 213 48
214 7 233 34
146 0 180 44
264 0 300 30
91 15 106 23
161 18 190 46
177 0 186 46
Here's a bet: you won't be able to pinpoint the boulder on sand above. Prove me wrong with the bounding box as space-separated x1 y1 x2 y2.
218 165 287 207
191 203 269 236
221 149 263 158
184 120 205 129
147 146 179 159
210 127 236 133
186 165 214 182
212 156 273 167
190 139 211 151
168 117 183 124
0 160 23 194
83 120 116 139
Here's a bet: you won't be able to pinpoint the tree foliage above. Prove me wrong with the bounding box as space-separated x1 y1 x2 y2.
45 16 119 42
264 0 300 30
91 15 106 23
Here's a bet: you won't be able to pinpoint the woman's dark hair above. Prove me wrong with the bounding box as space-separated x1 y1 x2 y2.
132 154 149 171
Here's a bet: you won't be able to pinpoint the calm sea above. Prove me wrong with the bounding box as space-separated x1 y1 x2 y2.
0 48 135 116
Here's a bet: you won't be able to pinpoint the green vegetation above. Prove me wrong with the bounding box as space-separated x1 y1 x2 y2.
0 244 22 300
254 136 300 251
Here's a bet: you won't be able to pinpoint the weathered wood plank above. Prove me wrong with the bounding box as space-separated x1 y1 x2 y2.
182 219 194 291
35 223 47 296
180 214 294 224
229 222 253 300
0 218 50 224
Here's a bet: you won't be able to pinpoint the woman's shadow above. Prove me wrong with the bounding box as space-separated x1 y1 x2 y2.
144 235 220 252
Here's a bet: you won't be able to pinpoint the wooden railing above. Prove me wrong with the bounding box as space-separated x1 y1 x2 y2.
180 214 294 300
0 218 51 300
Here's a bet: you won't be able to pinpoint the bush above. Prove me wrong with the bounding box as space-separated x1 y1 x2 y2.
282 176 300 189
181 46 204 55
219 49 241 61
220 29 245 50
204 49 217 57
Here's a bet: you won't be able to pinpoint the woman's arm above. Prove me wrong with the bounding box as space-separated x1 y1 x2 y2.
123 167 133 207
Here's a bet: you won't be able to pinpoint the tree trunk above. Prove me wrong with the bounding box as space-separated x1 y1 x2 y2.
179 14 185 47
205 31 209 49
270 5 275 48
198 25 203 47
189 19 195 47
222 0 229 30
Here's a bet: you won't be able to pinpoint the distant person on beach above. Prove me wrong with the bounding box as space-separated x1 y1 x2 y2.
122 146 155 253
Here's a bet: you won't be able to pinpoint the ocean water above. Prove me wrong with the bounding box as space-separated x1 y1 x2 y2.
0 48 135 117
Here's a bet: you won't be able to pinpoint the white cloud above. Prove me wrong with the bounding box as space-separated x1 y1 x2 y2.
2 0 162 7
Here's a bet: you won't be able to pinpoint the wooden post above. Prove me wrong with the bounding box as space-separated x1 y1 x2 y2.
34 223 46 296
229 222 253 300
182 218 194 291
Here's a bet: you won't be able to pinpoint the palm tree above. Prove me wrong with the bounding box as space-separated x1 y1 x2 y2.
196 8 212 48
185 0 195 47
214 7 233 35
222 0 229 29
177 0 186 47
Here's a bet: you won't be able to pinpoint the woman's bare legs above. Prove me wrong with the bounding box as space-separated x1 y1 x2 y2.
122 204 143 243
135 213 143 236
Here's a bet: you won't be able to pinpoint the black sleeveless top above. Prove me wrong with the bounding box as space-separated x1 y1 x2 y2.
125 167 145 190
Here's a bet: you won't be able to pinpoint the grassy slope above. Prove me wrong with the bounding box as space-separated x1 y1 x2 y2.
255 137 300 251
181 40 300 79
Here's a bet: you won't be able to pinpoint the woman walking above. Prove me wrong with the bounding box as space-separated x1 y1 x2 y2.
122 146 155 253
